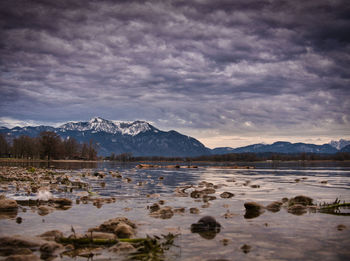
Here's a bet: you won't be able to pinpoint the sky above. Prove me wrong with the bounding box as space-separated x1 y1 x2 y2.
1 0 350 148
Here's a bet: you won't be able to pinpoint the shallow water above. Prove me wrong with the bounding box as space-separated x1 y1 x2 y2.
1 162 350 260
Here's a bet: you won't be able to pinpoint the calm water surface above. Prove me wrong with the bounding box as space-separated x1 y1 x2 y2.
0 161 350 260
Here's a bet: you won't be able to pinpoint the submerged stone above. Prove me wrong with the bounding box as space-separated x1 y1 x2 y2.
0 211 18 220
266 201 283 212
38 230 63 241
109 242 135 253
190 190 204 198
244 202 265 219
150 206 174 219
337 224 346 231
287 204 307 215
241 244 251 254
0 247 32 256
202 195 216 202
190 208 199 214
173 207 185 214
191 216 221 239
148 203 160 213
220 192 234 198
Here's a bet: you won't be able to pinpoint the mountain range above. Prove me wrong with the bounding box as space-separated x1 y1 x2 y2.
212 141 343 155
0 117 348 157
0 117 210 157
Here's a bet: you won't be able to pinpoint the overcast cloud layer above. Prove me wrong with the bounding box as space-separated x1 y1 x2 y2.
1 0 349 148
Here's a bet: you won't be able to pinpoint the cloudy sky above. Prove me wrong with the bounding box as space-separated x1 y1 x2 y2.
1 0 349 148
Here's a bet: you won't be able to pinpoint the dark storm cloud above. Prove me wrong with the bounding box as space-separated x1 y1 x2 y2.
1 0 349 145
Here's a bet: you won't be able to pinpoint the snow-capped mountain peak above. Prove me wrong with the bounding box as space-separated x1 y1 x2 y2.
112 120 152 136
89 117 105 123
329 139 350 150
59 117 154 136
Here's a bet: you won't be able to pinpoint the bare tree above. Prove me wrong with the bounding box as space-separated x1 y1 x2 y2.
39 131 61 161
63 137 81 159
0 134 10 158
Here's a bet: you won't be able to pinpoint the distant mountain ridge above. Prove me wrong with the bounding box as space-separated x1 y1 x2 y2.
0 117 348 157
211 140 346 155
60 117 153 136
0 117 210 157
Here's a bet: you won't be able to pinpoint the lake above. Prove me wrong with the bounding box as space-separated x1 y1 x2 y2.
0 161 349 260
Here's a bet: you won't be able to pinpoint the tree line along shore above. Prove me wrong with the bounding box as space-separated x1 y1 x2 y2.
1 132 350 162
0 131 97 161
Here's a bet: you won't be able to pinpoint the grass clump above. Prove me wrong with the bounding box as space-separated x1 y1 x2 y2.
128 233 178 261
27 167 36 173
319 198 350 216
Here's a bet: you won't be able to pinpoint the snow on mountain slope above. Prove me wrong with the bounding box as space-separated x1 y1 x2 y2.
112 120 152 135
329 139 350 150
59 117 154 136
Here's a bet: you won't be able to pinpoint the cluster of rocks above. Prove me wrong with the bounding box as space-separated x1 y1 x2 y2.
0 167 130 217
243 195 316 219
175 180 233 202
0 216 137 260
0 193 74 218
88 217 136 238
75 195 116 208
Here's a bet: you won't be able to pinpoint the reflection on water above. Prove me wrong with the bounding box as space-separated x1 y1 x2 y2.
0 161 350 260
2 159 350 170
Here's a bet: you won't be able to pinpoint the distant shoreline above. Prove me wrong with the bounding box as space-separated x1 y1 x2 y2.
0 158 98 163
0 158 349 163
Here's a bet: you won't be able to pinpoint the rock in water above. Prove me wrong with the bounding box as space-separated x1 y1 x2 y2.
288 195 313 206
244 202 265 219
4 254 41 261
241 244 251 254
38 230 63 241
89 217 136 238
191 216 221 239
85 232 117 240
190 208 200 214
0 236 44 248
220 192 234 198
266 201 283 212
150 206 174 219
49 198 72 206
287 204 307 215
114 223 134 238
109 242 135 253
39 241 62 255
0 198 18 211
148 203 160 213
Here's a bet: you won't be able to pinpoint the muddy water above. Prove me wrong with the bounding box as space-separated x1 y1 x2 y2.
0 162 350 260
